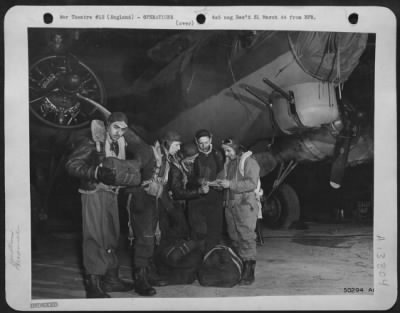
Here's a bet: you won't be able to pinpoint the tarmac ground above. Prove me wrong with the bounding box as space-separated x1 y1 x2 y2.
32 220 373 299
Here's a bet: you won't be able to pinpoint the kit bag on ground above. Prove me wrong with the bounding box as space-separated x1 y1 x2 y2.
101 157 141 186
198 245 243 287
154 239 203 285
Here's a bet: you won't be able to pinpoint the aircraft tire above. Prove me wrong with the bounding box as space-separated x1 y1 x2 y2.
262 183 301 229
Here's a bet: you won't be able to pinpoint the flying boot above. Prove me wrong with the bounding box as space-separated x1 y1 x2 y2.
147 258 169 287
134 267 156 296
239 260 256 285
85 274 110 298
102 267 134 293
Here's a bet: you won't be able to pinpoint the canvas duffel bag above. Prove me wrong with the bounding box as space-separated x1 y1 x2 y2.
155 239 203 285
198 245 243 287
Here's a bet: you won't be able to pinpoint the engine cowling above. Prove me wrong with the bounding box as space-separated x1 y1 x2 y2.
270 82 339 134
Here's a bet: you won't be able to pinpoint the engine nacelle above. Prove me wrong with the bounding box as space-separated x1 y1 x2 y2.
271 82 339 134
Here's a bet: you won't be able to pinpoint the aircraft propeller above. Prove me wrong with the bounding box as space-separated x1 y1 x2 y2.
329 101 363 189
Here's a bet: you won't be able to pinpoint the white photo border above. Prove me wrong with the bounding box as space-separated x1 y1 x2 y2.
4 5 397 311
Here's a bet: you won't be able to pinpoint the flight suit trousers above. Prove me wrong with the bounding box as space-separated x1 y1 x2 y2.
129 188 159 268
189 189 224 252
81 189 120 275
225 200 258 261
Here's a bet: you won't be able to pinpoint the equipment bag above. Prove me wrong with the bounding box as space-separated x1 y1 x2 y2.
154 239 203 285
198 245 243 287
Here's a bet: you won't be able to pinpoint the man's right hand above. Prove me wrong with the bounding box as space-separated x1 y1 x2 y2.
96 166 116 185
199 184 209 194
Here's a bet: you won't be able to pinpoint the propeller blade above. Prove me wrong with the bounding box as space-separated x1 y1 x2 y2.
75 93 111 117
329 136 352 189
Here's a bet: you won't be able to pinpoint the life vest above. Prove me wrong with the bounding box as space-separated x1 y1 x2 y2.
239 151 263 219
91 119 126 159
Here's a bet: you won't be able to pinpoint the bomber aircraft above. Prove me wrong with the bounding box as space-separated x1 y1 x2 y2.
28 28 374 229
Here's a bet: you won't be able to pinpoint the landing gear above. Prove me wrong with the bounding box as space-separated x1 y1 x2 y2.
260 160 301 229
261 183 301 229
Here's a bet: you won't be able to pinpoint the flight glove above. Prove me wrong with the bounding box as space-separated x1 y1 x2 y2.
96 166 116 185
